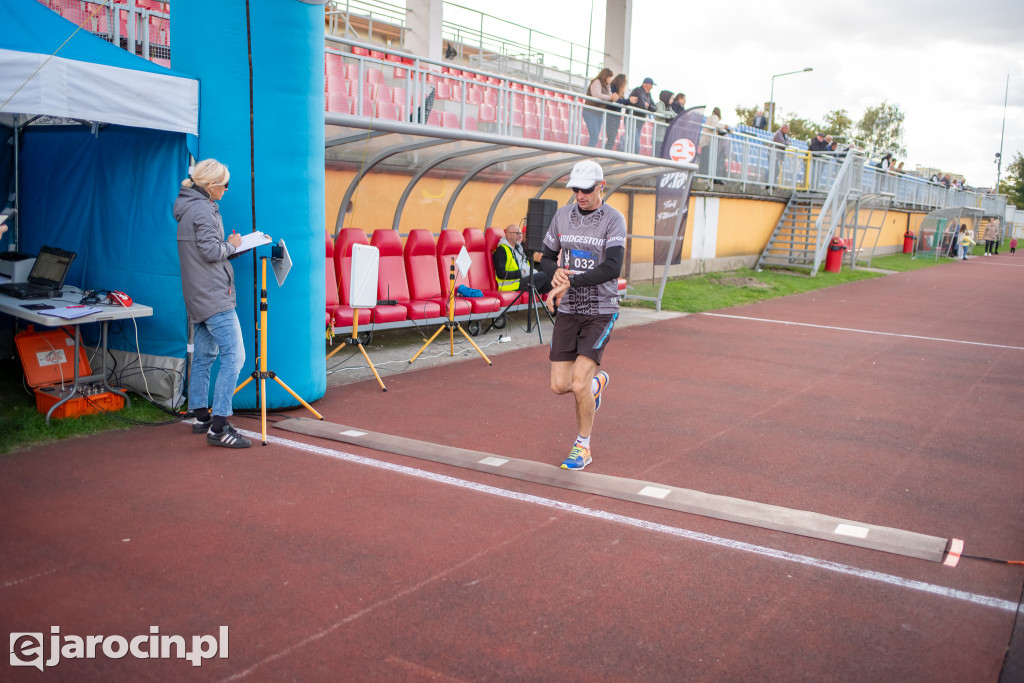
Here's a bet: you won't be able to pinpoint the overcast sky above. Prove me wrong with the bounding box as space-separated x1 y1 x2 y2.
451 0 1023 188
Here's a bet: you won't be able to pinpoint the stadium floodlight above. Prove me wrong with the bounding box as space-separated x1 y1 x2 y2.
769 67 813 132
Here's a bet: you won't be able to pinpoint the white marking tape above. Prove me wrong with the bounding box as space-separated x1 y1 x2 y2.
478 456 509 467
340 430 367 437
638 485 672 499
944 539 964 568
242 430 1016 614
834 524 869 539
701 313 1024 351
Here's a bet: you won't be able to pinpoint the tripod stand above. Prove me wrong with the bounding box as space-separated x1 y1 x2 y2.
235 256 323 445
409 257 492 366
326 307 387 391
483 253 555 343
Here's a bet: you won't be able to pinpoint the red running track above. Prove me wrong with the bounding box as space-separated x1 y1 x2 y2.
2 257 1022 681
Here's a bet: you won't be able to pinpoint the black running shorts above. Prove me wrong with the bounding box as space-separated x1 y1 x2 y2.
549 312 617 365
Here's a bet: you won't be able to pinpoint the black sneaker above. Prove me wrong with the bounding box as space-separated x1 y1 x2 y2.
207 424 252 449
191 416 212 434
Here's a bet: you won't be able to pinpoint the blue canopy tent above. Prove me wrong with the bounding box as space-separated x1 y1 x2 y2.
0 0 198 404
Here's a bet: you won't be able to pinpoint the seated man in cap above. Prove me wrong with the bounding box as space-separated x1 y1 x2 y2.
626 77 659 154
537 160 625 471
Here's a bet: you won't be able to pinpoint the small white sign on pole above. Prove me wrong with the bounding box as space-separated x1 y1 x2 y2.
455 246 471 279
349 243 380 309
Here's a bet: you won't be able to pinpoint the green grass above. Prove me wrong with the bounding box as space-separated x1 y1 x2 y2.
0 358 176 456
858 252 958 272
624 252 953 313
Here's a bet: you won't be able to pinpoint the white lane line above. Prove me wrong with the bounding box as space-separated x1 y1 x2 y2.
701 313 1024 351
245 430 1017 614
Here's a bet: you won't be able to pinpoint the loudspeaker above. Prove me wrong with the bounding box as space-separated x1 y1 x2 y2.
349 243 379 309
525 198 557 253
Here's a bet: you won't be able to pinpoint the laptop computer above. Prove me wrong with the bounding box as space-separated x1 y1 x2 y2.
0 246 77 300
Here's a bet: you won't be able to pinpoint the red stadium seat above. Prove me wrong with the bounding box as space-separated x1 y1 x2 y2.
370 230 442 320
436 230 500 314
335 228 405 324
404 230 471 317
325 233 353 327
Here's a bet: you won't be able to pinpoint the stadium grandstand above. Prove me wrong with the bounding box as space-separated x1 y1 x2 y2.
2 0 1019 405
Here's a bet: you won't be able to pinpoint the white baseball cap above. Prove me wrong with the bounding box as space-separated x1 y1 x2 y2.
566 160 604 190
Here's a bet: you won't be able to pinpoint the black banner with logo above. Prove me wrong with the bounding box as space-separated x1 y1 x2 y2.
653 106 704 265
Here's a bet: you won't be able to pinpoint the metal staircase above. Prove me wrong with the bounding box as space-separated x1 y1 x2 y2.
755 192 826 272
756 151 866 275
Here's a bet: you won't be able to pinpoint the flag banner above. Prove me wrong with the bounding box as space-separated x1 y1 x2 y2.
653 106 704 265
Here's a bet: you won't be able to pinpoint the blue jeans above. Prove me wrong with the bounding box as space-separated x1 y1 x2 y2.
582 109 604 147
190 310 246 417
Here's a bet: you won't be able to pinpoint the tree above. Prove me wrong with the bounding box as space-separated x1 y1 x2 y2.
820 109 852 138
998 151 1024 208
855 101 906 157
783 116 818 142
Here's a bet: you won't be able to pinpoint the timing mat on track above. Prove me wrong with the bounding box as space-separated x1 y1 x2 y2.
276 417 957 564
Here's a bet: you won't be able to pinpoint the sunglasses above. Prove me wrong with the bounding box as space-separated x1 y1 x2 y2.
570 184 599 195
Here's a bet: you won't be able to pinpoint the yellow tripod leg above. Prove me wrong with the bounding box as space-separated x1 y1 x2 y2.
271 375 323 420
457 324 493 365
409 323 446 364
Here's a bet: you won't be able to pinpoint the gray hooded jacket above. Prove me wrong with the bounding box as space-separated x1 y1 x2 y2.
174 185 237 324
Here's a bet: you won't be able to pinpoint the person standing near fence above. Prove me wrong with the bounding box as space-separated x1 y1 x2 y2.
983 217 998 256
604 74 636 151
583 68 614 148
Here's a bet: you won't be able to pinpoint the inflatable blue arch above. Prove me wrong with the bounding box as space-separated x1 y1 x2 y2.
1 0 326 410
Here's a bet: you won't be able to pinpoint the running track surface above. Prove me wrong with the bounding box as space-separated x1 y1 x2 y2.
2 258 1022 681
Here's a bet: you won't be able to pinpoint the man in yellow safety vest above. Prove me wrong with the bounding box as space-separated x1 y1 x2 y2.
492 224 551 294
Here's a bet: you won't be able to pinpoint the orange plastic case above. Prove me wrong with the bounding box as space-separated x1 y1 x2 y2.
14 326 124 419
14 326 90 388
34 385 124 420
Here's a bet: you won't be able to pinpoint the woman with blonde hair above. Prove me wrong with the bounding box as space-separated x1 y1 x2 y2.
174 158 251 448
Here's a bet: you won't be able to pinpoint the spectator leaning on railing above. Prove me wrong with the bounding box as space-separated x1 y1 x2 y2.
671 93 687 115
771 123 790 185
605 74 637 151
653 89 678 154
626 77 658 154
583 68 615 147
698 107 730 179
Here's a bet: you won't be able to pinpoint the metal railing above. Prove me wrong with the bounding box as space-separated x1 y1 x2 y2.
324 0 599 89
325 0 406 46
43 2 1007 219
40 0 172 65
811 152 865 274
325 38 1009 217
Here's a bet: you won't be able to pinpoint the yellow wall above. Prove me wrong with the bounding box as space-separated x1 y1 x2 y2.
713 197 787 257
326 168 932 264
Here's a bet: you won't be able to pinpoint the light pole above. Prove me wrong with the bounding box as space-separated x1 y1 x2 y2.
769 67 813 132
996 73 1008 193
